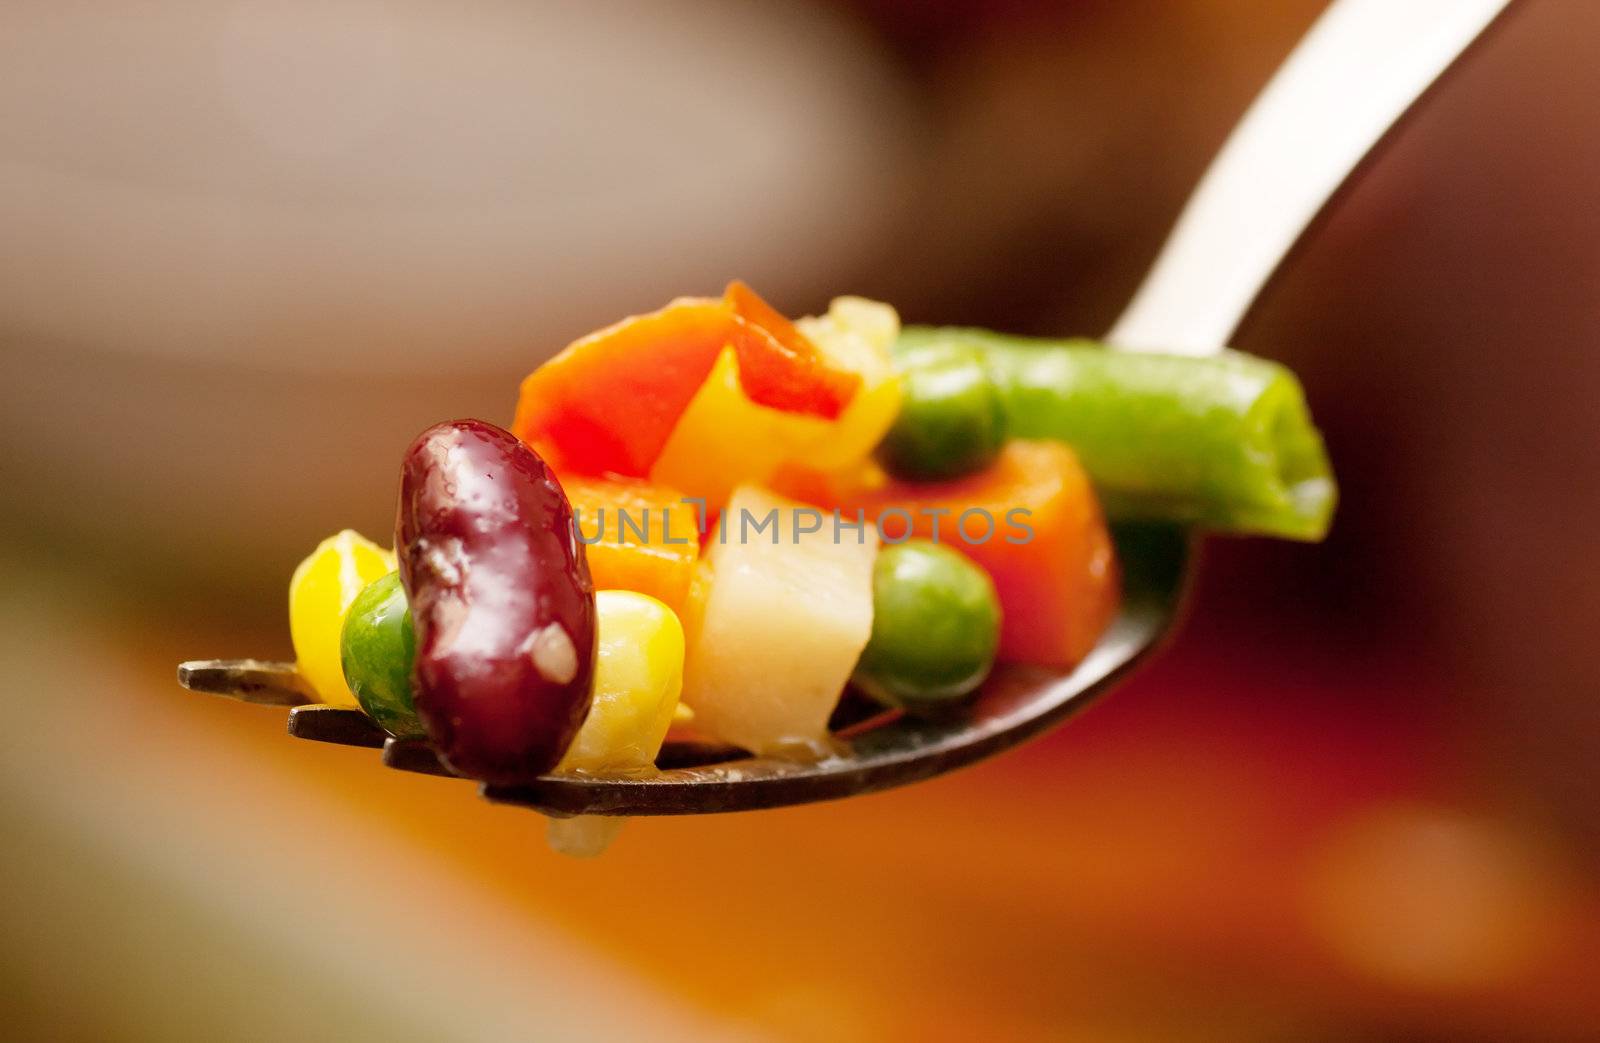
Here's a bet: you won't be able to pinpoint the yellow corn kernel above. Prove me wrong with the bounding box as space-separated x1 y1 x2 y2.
557 590 685 775
288 530 395 707
549 590 686 857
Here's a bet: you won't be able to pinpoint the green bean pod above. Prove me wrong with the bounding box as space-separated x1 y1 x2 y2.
894 327 1336 541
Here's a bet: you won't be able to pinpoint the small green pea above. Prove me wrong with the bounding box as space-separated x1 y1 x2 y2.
875 343 1007 481
340 571 422 738
853 540 1001 711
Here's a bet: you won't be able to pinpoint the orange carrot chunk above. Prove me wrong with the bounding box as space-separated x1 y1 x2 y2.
561 474 700 614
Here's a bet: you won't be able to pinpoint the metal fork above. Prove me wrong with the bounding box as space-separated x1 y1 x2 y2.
178 0 1513 816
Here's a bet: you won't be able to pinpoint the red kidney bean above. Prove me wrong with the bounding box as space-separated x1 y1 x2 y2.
396 419 596 783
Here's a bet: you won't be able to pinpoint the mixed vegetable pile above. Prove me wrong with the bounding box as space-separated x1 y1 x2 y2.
282 283 1335 853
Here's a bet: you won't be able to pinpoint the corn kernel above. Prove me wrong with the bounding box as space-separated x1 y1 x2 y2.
288 530 395 707
557 590 685 775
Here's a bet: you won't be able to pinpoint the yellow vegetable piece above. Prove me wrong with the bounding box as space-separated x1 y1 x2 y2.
549 590 685 858
650 346 807 506
795 296 903 471
288 530 395 707
557 590 686 775
649 296 902 508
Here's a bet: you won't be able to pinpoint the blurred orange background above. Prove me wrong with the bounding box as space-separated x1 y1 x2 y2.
3 1 1597 1039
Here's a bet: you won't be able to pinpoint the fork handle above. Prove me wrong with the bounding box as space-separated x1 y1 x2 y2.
1107 0 1512 355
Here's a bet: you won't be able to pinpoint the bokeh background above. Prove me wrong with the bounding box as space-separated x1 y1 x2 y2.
3 0 1597 1039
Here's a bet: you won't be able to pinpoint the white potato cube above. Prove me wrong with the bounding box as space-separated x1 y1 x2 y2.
681 485 878 754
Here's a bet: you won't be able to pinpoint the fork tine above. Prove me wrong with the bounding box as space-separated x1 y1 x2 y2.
382 737 456 776
177 659 313 706
286 705 388 748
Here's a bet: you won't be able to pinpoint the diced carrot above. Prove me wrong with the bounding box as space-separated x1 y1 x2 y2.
512 285 860 477
777 441 1119 668
561 474 700 614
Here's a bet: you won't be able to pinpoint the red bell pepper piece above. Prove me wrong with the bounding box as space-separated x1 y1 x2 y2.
512 284 860 477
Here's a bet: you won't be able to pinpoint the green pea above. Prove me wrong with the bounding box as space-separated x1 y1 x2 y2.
875 342 1007 481
853 540 1001 711
340 571 422 738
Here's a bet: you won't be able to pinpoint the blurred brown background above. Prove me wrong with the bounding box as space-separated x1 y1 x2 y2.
2 1 1597 1040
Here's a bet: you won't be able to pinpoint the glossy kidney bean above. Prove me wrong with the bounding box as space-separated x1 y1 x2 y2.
396 419 596 783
